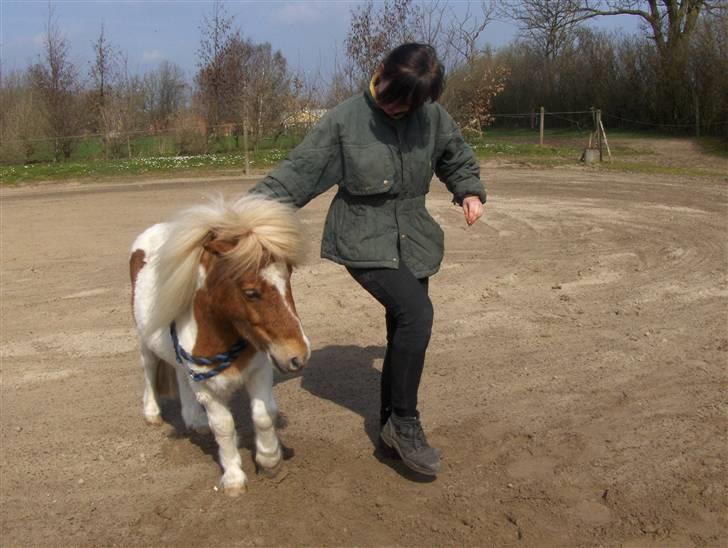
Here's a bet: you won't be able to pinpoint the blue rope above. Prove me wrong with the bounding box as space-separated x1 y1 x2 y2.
170 322 248 381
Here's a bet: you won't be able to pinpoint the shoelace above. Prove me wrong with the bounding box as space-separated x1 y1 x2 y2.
397 419 429 450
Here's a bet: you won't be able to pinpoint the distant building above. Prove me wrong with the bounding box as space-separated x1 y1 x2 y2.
281 109 327 130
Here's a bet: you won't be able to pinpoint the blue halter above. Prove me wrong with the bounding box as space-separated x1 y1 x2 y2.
170 322 248 381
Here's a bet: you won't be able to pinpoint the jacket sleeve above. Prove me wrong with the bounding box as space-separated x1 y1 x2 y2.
250 113 342 209
433 106 486 206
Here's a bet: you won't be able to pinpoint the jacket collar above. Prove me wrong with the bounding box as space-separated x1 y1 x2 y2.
364 85 411 129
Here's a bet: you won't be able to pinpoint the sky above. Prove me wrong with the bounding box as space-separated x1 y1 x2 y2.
1 1 640 82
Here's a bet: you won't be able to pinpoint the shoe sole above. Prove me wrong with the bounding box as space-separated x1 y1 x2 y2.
380 428 440 476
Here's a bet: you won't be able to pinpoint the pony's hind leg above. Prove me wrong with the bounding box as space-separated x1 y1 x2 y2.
141 345 163 425
174 367 209 434
197 391 247 496
246 356 283 475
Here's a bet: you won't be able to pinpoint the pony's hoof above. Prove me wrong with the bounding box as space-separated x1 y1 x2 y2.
221 479 248 497
144 414 164 426
257 460 284 479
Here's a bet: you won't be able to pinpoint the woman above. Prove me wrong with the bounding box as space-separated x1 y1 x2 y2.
251 43 485 476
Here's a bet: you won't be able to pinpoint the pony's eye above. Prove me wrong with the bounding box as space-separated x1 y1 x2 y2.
243 289 262 300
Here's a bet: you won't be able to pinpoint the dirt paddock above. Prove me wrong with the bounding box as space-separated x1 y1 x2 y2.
1 141 726 546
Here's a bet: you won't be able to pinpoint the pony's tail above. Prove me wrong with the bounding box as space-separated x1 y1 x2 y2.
155 361 179 400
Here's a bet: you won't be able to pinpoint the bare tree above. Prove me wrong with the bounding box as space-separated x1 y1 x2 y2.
28 4 81 161
441 52 510 132
579 0 721 57
144 61 187 131
444 1 496 66
344 0 495 89
345 0 418 85
501 0 584 59
0 69 48 164
195 0 237 136
89 24 117 128
247 44 290 147
100 52 145 158
326 43 358 106
577 0 723 123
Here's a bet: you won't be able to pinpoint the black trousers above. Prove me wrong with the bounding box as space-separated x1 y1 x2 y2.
347 264 433 423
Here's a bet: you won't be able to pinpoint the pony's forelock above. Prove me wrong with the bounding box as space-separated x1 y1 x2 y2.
144 194 301 336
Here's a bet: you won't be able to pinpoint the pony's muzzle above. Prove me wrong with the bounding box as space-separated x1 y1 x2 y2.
269 343 310 374
271 354 307 374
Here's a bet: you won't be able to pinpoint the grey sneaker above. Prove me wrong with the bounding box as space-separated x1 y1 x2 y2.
380 413 441 476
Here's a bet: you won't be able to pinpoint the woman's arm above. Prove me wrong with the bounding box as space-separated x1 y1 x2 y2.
433 106 486 226
433 106 486 205
251 114 342 209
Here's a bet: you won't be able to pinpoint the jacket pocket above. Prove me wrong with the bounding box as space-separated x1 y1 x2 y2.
400 207 445 273
342 142 398 196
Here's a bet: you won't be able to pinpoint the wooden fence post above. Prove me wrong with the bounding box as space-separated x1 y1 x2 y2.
243 107 250 176
539 106 545 147
596 109 603 162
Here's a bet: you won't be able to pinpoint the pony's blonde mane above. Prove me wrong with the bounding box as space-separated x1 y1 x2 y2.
145 194 302 336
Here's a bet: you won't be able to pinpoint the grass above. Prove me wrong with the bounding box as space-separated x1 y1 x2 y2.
1 128 725 186
599 161 724 178
467 127 653 165
0 148 289 186
697 136 728 158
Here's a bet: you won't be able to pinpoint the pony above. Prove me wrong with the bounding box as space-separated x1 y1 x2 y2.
129 194 310 496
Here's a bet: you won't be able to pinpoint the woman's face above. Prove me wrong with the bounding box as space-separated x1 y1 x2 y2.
379 101 411 119
376 77 411 119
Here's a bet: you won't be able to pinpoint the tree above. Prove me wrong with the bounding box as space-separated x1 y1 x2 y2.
89 24 117 131
444 1 496 66
441 51 509 132
0 68 48 164
143 61 187 131
246 44 290 146
579 0 721 57
502 0 584 60
344 0 495 89
100 52 146 158
578 0 723 124
345 0 418 85
28 4 82 161
687 9 728 135
195 0 237 136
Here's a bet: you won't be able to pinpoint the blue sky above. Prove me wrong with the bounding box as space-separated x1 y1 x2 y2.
1 1 638 81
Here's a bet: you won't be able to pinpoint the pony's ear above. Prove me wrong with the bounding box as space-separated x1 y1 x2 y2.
203 231 238 256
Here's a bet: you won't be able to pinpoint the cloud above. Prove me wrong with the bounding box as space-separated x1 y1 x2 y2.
142 49 164 63
271 2 326 25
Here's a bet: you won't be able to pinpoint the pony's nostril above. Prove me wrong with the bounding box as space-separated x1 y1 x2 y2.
290 357 303 371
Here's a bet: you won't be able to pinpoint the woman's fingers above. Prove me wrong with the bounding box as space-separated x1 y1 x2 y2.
463 197 484 225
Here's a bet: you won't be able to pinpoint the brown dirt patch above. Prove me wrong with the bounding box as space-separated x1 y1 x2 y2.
1 150 727 546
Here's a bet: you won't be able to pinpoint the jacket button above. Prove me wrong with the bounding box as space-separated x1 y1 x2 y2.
383 179 389 185
400 234 406 239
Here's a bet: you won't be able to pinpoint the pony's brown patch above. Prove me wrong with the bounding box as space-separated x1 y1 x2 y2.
190 252 306 375
190 282 258 375
129 249 146 309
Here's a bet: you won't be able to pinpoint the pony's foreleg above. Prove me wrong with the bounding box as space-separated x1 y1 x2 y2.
141 345 163 425
246 358 283 475
174 367 209 434
198 392 247 496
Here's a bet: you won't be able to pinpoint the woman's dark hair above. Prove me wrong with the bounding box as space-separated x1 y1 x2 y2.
377 43 445 109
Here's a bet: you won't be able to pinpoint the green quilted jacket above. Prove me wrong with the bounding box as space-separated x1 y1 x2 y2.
251 89 486 278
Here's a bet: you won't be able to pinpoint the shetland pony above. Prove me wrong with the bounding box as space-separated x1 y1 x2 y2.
129 194 310 495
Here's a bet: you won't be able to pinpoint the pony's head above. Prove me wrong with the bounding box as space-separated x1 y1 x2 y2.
148 194 310 373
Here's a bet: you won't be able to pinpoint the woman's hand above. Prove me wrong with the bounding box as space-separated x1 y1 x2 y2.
462 196 484 226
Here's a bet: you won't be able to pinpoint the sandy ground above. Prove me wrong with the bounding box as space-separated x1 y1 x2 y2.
1 139 727 547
